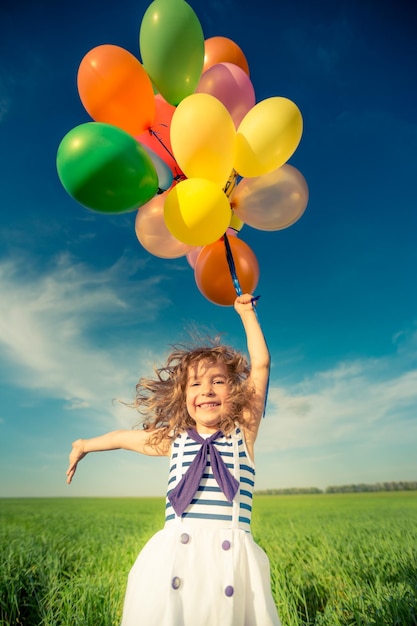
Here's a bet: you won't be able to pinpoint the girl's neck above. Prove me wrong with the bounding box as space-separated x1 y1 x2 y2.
194 425 220 435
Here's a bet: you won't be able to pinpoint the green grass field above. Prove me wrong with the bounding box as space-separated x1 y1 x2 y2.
1 493 416 625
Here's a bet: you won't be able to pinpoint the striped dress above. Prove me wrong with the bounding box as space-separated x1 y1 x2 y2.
121 427 281 626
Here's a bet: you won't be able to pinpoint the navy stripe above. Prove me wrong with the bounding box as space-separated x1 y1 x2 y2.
238 515 251 525
240 489 252 499
190 498 232 508
240 502 252 512
240 476 255 487
172 472 230 481
240 464 255 475
182 461 234 471
169 463 177 472
197 485 222 493
183 512 233 521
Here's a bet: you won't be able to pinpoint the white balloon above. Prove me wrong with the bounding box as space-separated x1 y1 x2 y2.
231 164 308 231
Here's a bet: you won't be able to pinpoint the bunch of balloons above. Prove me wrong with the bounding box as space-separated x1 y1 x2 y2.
56 0 308 306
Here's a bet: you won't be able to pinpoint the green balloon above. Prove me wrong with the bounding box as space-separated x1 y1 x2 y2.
139 0 204 106
56 123 159 213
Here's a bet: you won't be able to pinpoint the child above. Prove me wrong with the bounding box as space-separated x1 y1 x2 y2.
66 293 281 626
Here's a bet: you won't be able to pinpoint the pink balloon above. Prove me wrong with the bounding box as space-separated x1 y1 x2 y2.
186 246 203 269
195 62 255 128
135 192 193 258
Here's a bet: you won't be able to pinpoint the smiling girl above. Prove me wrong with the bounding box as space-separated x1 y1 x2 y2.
66 293 281 625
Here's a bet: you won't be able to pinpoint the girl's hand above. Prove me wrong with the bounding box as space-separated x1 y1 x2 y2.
66 439 87 484
234 293 258 316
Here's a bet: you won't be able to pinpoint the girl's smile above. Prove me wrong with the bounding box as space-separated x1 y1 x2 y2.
186 360 231 433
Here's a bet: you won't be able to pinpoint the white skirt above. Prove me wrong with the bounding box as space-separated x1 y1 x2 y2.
121 523 281 626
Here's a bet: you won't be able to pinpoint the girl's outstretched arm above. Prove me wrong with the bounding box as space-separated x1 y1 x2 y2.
66 428 170 484
234 294 270 451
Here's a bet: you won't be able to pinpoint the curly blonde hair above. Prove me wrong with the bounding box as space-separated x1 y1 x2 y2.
133 339 254 446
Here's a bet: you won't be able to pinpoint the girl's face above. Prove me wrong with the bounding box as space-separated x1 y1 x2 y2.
185 360 231 433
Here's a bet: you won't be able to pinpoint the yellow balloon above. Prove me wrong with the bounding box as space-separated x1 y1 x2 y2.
164 178 232 246
234 97 303 177
170 93 236 187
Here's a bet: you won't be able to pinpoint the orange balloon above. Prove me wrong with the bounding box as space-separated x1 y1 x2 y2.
203 37 249 76
194 236 259 306
77 45 155 136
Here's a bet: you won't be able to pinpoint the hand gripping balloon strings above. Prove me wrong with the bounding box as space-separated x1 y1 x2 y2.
223 233 269 416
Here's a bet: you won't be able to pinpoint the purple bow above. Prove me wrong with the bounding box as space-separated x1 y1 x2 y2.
168 429 239 517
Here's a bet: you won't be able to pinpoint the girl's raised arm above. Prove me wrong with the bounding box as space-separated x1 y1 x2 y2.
234 294 270 447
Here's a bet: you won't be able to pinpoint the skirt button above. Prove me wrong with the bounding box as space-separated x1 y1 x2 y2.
180 532 190 544
222 540 231 551
225 585 234 597
171 576 181 590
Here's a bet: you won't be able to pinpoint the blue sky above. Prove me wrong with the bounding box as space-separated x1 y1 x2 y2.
0 0 416 497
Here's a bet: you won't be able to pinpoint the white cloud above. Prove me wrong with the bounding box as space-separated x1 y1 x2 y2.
0 253 171 425
257 353 417 457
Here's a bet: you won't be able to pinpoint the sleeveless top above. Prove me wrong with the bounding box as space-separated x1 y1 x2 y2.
164 426 255 532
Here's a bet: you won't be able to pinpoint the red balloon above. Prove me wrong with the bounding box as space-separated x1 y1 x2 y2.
194 237 259 306
136 94 184 179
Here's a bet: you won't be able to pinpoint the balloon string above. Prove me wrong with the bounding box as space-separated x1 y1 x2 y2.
149 128 184 181
223 232 242 298
149 127 175 161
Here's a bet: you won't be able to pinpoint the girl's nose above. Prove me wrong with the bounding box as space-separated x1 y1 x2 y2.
201 382 214 395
